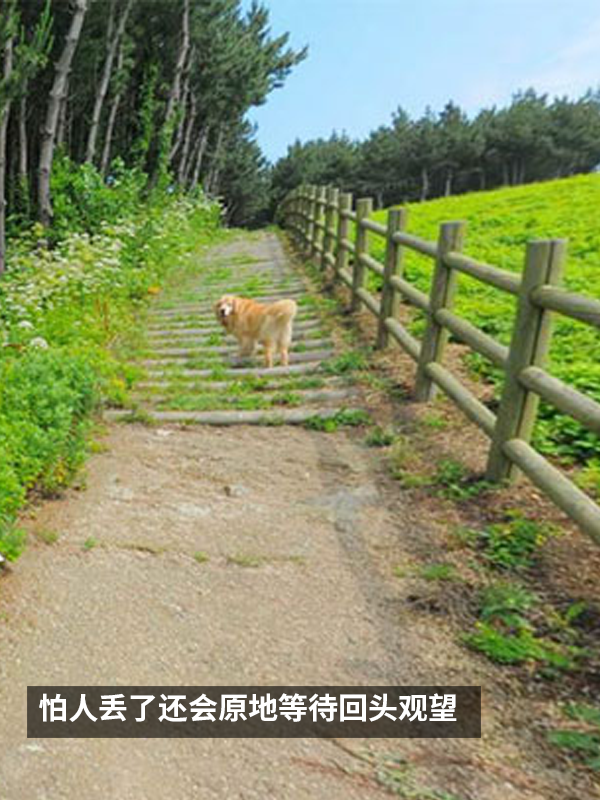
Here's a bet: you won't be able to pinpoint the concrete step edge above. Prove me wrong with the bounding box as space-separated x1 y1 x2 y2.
105 406 363 426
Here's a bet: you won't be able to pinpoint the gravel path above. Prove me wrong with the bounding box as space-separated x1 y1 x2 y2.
0 233 587 800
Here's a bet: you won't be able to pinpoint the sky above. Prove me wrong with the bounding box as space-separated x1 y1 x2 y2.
245 0 600 163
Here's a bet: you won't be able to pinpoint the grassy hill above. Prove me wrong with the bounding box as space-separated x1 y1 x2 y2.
368 174 600 464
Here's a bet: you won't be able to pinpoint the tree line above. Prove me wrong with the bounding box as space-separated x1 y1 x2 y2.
0 0 306 272
270 90 600 211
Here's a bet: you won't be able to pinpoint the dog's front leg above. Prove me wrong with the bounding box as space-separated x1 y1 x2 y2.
264 344 274 369
238 337 255 361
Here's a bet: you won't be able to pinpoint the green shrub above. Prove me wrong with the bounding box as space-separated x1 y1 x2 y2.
0 184 223 562
465 622 579 669
476 511 559 570
0 526 27 562
48 155 146 242
464 581 582 671
433 459 493 501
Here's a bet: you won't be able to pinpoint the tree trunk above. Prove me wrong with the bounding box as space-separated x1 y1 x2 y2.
56 84 69 149
164 0 190 125
420 167 429 201
85 0 133 164
502 163 509 186
444 168 453 197
100 38 125 176
148 0 190 188
182 129 200 186
205 126 225 196
17 92 30 216
0 35 14 275
170 45 195 163
188 125 210 189
176 94 196 184
18 92 27 182
38 0 88 227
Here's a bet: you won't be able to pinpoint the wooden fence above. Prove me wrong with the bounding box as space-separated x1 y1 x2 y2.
280 184 600 545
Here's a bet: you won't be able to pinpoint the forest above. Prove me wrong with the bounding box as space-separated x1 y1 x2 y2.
270 90 600 210
0 0 306 556
0 0 306 267
3 1 600 246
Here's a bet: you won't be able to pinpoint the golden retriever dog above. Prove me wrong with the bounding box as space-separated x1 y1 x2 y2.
215 295 298 368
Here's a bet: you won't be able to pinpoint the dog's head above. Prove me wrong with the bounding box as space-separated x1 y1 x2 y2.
215 295 237 325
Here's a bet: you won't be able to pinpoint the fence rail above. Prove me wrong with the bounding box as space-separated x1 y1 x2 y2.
279 184 600 545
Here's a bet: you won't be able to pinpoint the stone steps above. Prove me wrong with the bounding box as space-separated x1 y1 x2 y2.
134 387 357 408
109 235 360 426
106 406 360 426
142 339 333 357
156 290 306 310
144 361 329 380
135 376 347 393
141 349 334 369
146 318 323 334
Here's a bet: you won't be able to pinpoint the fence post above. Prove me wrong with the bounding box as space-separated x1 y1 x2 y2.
351 198 373 312
300 186 310 250
287 190 296 240
377 207 408 349
293 188 301 242
486 239 567 482
322 186 339 274
336 192 353 277
312 186 326 260
305 186 317 257
414 221 466 401
298 186 308 248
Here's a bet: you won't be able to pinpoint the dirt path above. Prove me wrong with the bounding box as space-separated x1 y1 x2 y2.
0 233 589 799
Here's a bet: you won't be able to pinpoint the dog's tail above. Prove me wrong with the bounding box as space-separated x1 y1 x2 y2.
268 299 298 320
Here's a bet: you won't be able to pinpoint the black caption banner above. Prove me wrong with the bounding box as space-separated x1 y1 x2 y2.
28 685 481 739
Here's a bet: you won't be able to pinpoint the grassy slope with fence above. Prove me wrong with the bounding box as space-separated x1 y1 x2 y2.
283 173 600 544
0 167 224 563
368 173 600 466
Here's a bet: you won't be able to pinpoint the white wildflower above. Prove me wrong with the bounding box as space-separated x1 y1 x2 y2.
30 337 49 350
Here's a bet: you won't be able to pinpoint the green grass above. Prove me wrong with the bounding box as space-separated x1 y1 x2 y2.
420 563 458 582
548 704 600 772
420 412 447 430
321 349 369 375
82 537 98 551
364 425 396 447
369 174 600 462
153 374 329 413
433 459 495 502
34 529 61 546
304 408 370 432
0 527 26 562
464 581 583 671
227 554 267 568
473 511 560 571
